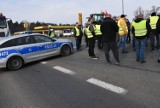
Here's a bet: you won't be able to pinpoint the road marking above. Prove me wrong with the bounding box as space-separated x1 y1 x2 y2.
53 66 75 75
87 78 127 95
41 61 47 64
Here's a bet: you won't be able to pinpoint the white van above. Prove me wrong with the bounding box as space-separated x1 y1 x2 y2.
63 29 73 37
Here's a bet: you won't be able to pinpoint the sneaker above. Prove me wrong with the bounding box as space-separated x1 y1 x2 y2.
151 48 155 52
92 56 99 60
136 59 140 62
106 62 111 65
133 48 136 51
115 62 120 65
122 51 129 53
140 60 146 63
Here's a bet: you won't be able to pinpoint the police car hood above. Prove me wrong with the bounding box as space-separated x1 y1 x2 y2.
56 38 72 43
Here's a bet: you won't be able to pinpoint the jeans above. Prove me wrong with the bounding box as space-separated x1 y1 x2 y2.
75 36 81 50
135 38 146 61
117 35 127 52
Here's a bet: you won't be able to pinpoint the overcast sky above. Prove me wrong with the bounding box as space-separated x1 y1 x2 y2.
0 0 160 24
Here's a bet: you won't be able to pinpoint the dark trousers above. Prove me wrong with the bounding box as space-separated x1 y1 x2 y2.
103 42 119 63
126 30 131 43
88 38 95 57
75 36 81 50
132 35 135 48
85 35 89 47
96 35 103 49
150 32 159 50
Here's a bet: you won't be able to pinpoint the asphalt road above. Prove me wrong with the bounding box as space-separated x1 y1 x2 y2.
0 37 160 108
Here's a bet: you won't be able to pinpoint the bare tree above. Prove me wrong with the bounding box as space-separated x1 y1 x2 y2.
144 9 151 19
150 6 160 14
134 6 160 20
134 7 144 17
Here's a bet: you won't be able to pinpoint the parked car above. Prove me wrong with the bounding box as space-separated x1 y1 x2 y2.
63 29 73 37
0 33 73 70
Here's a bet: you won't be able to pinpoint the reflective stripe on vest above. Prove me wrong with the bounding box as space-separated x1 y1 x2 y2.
150 16 159 29
75 27 80 36
132 20 147 37
86 25 93 38
118 19 128 35
95 25 102 35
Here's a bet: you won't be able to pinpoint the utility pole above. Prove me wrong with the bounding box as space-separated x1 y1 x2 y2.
122 0 124 14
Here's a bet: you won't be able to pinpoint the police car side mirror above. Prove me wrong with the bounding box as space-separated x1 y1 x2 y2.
51 38 56 42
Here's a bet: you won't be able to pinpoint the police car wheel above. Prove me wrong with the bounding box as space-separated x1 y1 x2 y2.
7 57 23 70
60 45 71 56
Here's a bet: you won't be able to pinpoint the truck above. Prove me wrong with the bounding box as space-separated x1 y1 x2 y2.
89 11 115 22
90 13 105 22
0 13 11 37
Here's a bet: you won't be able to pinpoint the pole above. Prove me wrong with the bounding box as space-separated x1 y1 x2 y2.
122 0 124 14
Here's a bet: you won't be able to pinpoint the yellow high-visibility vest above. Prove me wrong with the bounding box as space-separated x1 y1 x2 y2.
86 25 93 38
95 24 102 35
150 16 159 29
50 31 55 38
118 19 128 36
132 20 147 37
75 27 80 36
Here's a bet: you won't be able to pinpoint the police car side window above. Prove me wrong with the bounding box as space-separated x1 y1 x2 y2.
0 39 17 48
17 37 32 45
33 35 52 43
0 37 34 48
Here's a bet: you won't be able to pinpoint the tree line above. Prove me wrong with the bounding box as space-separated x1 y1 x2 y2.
8 20 73 35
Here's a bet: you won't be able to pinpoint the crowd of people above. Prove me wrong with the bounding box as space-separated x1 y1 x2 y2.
73 12 160 65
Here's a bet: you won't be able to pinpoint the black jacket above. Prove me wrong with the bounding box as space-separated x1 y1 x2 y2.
156 16 160 34
132 18 151 39
100 17 118 42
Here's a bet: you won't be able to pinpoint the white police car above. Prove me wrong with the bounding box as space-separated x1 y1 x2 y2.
0 33 73 70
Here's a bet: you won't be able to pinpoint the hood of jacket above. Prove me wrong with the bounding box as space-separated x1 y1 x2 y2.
134 18 144 23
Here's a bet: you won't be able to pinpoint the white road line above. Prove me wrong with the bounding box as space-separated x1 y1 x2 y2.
41 61 47 64
53 66 75 75
87 78 127 95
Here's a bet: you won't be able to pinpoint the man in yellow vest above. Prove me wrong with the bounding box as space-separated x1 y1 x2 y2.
73 22 81 50
117 14 128 53
48 29 55 38
132 14 151 63
149 12 160 51
94 20 103 49
85 17 98 59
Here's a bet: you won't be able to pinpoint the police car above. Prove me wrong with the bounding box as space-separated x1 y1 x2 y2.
0 33 73 70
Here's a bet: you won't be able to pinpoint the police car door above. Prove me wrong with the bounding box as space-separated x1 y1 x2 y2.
32 35 56 59
0 36 40 63
16 36 40 62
